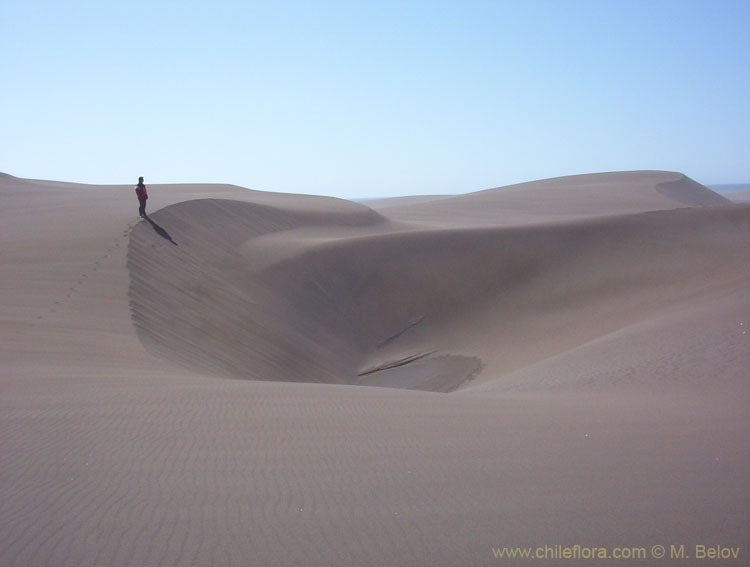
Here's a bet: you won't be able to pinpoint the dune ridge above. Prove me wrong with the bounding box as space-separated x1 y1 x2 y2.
127 172 748 392
379 170 731 226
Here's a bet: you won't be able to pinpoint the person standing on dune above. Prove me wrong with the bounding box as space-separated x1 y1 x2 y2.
135 176 148 218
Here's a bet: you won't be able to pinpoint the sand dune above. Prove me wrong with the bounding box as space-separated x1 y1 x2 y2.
710 183 750 202
359 194 454 209
2 171 748 566
128 172 747 393
380 170 731 226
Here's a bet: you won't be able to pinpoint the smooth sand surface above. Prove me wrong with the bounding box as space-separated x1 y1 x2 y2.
1 171 748 566
379 171 732 226
359 194 454 209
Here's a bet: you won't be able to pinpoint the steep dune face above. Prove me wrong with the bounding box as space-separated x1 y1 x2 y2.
655 174 734 206
128 197 387 385
128 171 748 392
259 205 749 388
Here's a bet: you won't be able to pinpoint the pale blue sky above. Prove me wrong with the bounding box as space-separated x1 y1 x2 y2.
2 0 749 198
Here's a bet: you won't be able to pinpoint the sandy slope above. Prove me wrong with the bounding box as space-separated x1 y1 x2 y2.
127 171 746 393
1 171 748 566
359 194 454 209
380 170 731 226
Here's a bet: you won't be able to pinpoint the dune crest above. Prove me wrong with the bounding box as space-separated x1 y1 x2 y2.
380 170 731 225
127 172 747 393
655 173 733 206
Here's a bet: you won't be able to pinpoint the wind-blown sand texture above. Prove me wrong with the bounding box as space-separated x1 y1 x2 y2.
1 170 748 566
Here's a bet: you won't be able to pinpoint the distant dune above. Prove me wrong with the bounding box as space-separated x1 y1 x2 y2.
2 170 748 566
726 191 750 202
709 182 750 197
379 171 731 226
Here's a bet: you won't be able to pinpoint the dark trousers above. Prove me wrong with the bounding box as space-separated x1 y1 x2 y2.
138 199 147 217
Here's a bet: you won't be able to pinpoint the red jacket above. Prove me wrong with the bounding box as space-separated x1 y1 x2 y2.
135 183 148 200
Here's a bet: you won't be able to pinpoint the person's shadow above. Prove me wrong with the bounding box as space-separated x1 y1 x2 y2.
144 216 178 246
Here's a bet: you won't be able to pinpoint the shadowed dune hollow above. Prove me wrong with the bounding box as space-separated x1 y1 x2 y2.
127 171 748 392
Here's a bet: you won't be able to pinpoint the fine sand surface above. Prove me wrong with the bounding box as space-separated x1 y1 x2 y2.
1 171 748 566
359 194 454 209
